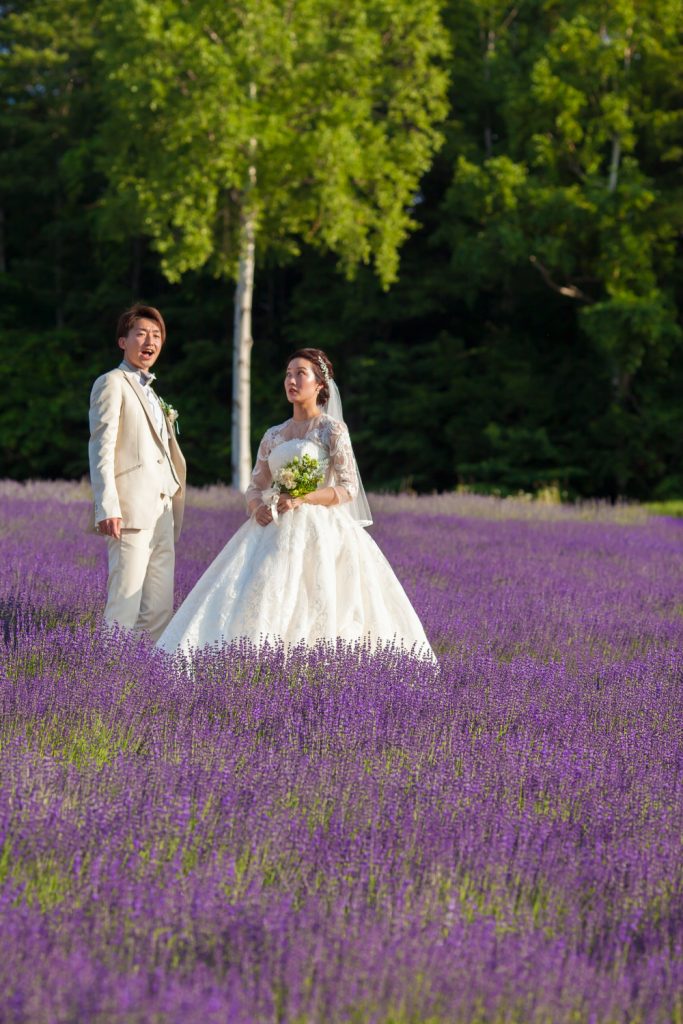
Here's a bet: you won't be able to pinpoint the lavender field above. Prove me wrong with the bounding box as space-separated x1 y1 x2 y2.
1 481 682 1023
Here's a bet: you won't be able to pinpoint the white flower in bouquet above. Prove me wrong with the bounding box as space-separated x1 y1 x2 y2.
279 468 296 490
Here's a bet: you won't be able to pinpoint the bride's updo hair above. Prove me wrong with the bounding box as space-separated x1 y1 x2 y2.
287 347 334 407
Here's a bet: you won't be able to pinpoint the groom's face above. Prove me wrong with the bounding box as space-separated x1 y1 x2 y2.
118 317 163 372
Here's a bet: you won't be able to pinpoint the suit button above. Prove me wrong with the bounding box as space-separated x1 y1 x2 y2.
157 458 163 464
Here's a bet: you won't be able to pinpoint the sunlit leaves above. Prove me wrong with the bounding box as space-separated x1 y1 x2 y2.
94 0 449 288
441 0 683 387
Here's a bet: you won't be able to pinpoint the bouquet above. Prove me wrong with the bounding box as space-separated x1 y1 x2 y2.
273 454 324 499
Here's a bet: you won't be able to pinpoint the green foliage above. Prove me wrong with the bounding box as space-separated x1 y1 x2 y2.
0 841 72 912
0 326 229 484
94 0 450 288
0 0 103 325
1 0 682 498
420 0 683 496
645 501 683 518
442 0 683 389
0 330 102 479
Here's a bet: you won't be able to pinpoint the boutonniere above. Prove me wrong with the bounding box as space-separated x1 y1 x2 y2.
158 397 180 435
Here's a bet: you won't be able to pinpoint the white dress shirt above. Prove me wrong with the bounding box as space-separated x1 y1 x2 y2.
122 360 166 440
120 360 178 499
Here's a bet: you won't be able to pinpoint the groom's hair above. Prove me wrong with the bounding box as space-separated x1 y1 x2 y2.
116 303 166 344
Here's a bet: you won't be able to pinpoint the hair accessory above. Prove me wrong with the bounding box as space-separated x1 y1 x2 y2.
316 355 330 386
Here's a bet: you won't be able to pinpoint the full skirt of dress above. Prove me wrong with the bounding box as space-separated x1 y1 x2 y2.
157 505 434 660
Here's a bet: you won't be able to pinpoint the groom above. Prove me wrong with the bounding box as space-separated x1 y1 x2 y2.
89 303 186 640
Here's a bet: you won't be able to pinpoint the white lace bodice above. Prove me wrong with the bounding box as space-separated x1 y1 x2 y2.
245 414 358 510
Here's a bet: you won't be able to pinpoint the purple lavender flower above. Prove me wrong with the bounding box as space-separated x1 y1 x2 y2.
0 482 681 1022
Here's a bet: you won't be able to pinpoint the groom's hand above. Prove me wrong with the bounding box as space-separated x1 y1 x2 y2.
97 517 123 540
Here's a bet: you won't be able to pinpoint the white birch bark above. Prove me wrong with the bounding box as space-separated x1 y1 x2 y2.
231 82 257 492
231 200 256 492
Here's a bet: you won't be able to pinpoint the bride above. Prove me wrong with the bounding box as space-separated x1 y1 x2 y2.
157 348 434 660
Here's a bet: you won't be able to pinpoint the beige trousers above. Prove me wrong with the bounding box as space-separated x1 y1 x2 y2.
104 497 175 641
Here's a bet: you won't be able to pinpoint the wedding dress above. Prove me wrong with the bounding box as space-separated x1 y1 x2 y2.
157 413 434 660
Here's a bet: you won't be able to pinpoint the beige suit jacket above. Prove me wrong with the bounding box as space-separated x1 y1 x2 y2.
88 364 187 539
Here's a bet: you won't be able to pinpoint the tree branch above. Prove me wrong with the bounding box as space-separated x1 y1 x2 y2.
203 25 225 47
529 255 593 302
499 6 519 33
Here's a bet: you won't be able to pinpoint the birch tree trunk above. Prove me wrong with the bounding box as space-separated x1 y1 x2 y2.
231 200 256 491
230 80 258 492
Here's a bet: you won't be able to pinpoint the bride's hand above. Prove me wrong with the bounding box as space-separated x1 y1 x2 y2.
277 495 303 515
254 504 274 527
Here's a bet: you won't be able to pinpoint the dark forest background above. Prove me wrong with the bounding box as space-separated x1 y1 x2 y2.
2 0 682 499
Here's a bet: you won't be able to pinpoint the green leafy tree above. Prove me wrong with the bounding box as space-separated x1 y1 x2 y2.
0 0 101 327
94 0 449 487
438 0 683 493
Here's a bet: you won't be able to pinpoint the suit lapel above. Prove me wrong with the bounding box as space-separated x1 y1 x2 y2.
120 368 165 446
118 365 183 487
167 426 186 482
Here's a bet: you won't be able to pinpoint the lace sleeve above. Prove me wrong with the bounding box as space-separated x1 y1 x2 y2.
245 428 277 510
328 420 358 504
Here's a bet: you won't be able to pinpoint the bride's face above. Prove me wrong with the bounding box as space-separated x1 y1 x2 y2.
285 359 321 407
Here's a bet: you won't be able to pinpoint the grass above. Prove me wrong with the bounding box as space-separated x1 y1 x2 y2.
644 500 683 518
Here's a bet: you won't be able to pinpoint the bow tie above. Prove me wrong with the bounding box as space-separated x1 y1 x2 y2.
139 371 156 387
